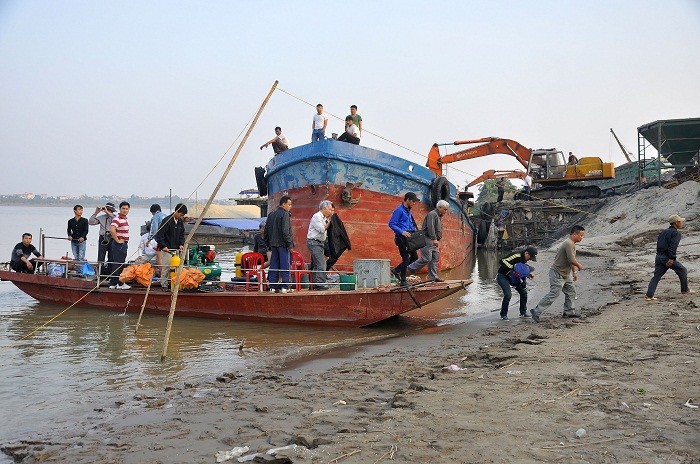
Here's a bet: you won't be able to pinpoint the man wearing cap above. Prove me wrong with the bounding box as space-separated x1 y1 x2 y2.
496 246 537 320
531 225 586 322
645 214 694 300
388 192 420 287
89 202 117 273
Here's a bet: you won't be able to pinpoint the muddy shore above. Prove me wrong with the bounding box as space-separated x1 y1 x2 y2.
3 184 699 463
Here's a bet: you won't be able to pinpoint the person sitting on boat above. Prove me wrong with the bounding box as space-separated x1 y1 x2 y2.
10 233 43 274
337 116 360 145
108 201 131 290
349 105 362 138
311 104 328 142
264 195 294 293
407 200 449 282
88 202 116 273
260 127 290 155
136 223 158 265
388 192 420 287
154 203 187 289
307 200 334 290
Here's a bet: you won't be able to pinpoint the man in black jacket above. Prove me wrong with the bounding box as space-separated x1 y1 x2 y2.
646 214 694 300
155 203 187 288
264 196 294 293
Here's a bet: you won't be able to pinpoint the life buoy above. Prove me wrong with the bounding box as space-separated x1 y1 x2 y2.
255 167 268 197
429 176 450 207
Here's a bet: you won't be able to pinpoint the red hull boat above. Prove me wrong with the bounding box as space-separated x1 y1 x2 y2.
0 270 470 328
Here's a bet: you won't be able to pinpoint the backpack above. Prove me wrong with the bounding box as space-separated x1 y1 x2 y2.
509 262 530 286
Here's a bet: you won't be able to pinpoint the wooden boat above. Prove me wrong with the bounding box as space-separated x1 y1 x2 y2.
262 140 476 271
0 268 470 328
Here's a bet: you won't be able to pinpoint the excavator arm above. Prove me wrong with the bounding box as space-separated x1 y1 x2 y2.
466 169 526 189
427 137 532 175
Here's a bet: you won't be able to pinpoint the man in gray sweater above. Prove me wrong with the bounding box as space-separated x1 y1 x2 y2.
407 200 449 282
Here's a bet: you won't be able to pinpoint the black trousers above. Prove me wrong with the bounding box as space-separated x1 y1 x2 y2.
394 235 418 282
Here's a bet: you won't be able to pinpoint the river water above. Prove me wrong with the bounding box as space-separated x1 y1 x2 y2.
0 205 503 448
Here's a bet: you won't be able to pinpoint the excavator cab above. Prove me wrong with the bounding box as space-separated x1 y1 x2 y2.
529 149 567 181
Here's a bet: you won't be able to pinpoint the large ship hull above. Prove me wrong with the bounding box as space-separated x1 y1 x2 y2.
264 140 475 271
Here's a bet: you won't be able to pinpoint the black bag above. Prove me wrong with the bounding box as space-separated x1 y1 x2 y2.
406 231 427 252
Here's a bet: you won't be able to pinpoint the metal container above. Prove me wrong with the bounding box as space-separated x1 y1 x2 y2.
353 259 391 289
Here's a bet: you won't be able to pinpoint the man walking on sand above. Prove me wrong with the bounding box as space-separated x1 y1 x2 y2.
645 214 694 300
531 225 585 322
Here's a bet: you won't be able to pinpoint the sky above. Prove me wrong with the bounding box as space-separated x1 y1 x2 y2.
1 0 699 200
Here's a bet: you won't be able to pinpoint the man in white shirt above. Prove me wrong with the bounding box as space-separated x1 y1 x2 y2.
306 200 334 290
523 173 532 200
311 104 328 142
337 116 360 145
136 225 157 265
260 126 290 155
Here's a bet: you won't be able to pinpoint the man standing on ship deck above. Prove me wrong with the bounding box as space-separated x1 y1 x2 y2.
108 201 131 290
311 104 328 142
307 200 333 290
265 196 294 293
154 203 187 289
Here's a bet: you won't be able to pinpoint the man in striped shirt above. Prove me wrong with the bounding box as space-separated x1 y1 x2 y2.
108 201 131 289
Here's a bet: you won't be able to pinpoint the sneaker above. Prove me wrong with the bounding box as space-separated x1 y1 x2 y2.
562 310 581 318
520 312 529 318
280 288 289 294
682 290 696 295
269 289 277 293
645 296 657 301
117 283 131 290
531 310 540 323
399 280 409 288
500 316 509 321
431 277 445 282
109 285 117 289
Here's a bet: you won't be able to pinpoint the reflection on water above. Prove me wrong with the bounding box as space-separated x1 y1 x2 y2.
0 222 505 444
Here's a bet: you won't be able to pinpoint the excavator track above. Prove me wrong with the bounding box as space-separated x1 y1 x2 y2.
529 184 602 200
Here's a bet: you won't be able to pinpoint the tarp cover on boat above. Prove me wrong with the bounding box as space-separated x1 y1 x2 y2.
638 117 700 166
197 218 264 231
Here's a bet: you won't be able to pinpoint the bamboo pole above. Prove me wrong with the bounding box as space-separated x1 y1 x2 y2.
160 80 279 361
135 272 154 334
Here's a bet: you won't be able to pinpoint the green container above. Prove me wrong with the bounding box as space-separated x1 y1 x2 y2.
339 274 356 291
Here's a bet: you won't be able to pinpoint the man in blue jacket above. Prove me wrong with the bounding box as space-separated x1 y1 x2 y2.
388 192 419 287
646 214 694 300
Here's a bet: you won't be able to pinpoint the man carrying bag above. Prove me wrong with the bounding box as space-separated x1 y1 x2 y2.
388 192 420 287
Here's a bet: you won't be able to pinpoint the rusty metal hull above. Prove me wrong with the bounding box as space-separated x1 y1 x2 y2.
265 140 475 270
0 270 470 328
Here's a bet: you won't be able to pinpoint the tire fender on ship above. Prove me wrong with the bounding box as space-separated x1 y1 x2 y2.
429 176 450 207
255 167 268 197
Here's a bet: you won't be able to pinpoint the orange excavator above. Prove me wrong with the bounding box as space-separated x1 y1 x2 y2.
465 169 525 189
427 137 615 199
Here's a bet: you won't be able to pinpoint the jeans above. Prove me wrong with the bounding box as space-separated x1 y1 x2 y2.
646 255 689 297
307 239 327 288
337 132 360 145
408 242 440 280
71 241 86 261
393 235 418 283
497 272 527 317
268 246 291 290
108 241 129 286
311 129 325 142
532 268 576 317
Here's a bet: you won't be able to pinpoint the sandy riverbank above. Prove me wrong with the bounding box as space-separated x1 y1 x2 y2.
3 183 699 463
